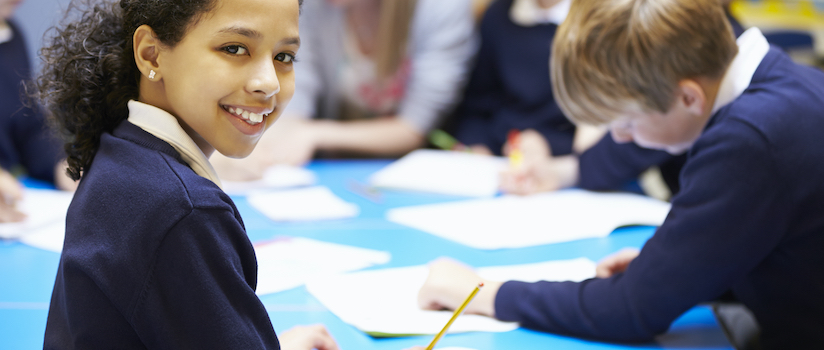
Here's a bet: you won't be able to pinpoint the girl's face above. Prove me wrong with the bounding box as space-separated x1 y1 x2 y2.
151 0 300 158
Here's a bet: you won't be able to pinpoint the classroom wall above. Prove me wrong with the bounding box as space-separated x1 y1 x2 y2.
13 0 73 72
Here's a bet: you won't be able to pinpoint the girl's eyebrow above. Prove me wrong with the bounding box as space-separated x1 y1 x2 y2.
280 37 301 47
217 26 300 47
218 26 262 39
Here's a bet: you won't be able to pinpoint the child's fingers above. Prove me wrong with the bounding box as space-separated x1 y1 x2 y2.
596 248 641 278
0 202 26 223
418 258 478 311
0 170 26 223
278 324 339 350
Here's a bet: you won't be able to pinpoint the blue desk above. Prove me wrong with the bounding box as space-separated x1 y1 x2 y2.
0 160 733 349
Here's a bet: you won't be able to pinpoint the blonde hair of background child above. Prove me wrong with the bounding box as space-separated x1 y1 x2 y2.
375 0 416 80
550 0 738 125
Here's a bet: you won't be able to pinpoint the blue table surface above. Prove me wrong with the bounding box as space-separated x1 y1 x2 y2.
0 159 733 349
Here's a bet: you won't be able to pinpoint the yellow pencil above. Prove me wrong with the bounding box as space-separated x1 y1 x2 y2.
425 282 484 350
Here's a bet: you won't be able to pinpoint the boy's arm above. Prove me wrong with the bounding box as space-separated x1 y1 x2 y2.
495 122 789 341
577 134 679 191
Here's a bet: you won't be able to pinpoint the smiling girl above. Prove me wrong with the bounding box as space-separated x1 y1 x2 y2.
34 0 341 348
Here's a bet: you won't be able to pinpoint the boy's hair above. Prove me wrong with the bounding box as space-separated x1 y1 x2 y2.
550 0 738 125
33 0 303 180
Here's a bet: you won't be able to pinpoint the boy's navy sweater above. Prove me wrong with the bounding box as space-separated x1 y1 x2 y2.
451 0 576 156
495 47 824 348
0 20 62 182
44 122 280 349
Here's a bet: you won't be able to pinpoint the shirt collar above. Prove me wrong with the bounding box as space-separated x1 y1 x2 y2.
0 21 12 44
127 100 223 189
711 27 770 115
510 0 570 26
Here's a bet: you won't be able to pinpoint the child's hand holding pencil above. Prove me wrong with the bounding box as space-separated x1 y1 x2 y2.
417 258 504 319
499 129 578 195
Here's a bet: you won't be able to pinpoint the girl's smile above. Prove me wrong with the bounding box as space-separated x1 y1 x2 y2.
221 103 274 136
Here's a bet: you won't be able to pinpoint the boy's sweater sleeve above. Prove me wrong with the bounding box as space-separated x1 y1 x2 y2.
129 207 280 350
577 134 675 191
495 120 790 342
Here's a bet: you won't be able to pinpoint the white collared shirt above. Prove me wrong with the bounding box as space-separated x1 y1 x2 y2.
510 0 571 26
127 100 223 189
711 28 771 115
0 21 13 44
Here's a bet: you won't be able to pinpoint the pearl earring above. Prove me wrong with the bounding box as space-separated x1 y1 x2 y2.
148 70 156 80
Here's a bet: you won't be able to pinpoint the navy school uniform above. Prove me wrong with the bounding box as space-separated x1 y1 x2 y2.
0 20 62 182
450 0 576 157
494 47 824 348
44 122 280 349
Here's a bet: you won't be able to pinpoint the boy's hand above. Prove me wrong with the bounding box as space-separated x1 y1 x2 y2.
277 324 339 350
417 258 502 318
595 248 641 278
0 169 25 223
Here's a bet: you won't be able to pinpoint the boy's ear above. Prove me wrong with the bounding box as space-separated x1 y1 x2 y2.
678 80 706 118
133 25 163 81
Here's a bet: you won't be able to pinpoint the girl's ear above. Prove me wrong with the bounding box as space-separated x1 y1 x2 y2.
133 25 163 81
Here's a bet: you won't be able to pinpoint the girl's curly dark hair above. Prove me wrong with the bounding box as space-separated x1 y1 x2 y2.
33 0 222 180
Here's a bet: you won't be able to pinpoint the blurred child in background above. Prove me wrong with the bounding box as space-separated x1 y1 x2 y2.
1 0 74 222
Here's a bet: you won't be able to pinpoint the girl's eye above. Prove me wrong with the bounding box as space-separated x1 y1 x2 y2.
275 52 297 63
222 45 248 55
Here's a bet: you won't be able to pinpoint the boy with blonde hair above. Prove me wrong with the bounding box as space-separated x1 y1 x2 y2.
417 0 824 347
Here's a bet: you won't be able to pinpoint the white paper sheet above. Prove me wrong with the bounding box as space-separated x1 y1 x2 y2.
387 189 671 249
306 257 596 337
19 220 65 253
254 236 391 295
368 149 507 197
0 189 73 240
248 186 359 222
222 165 317 195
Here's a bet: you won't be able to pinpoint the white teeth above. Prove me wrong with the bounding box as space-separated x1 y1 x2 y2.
226 106 266 125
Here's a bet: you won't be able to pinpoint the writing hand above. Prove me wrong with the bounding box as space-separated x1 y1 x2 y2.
417 258 502 318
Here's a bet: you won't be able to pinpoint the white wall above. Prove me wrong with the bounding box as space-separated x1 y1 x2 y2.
12 0 72 72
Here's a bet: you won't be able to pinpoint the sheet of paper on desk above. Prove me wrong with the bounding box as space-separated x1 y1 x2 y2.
386 188 671 249
368 149 507 197
248 186 359 221
254 236 390 295
19 220 65 253
306 257 595 337
222 165 317 195
0 189 72 240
